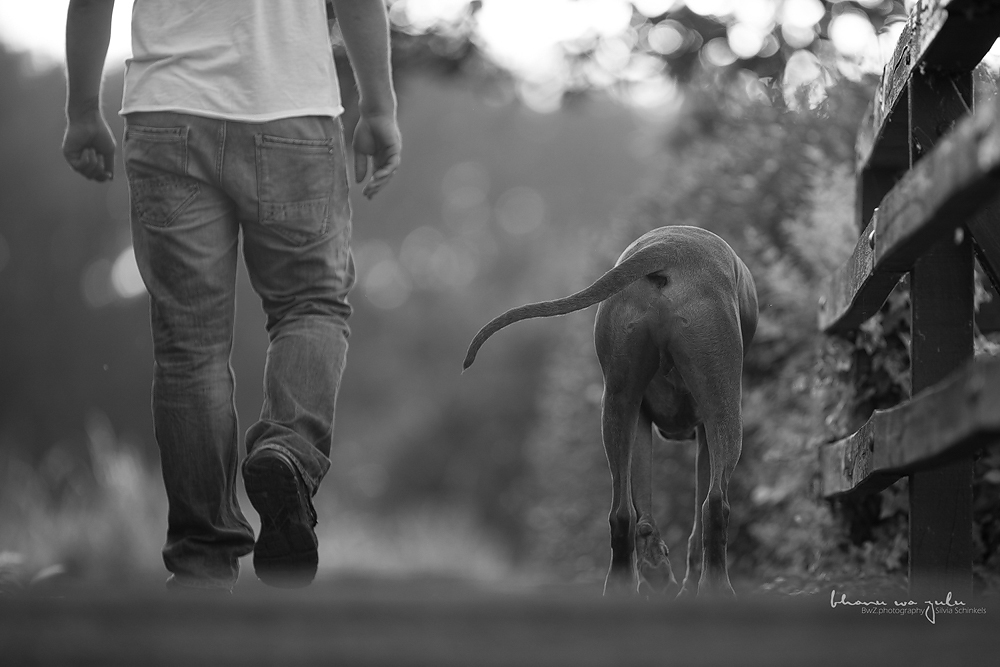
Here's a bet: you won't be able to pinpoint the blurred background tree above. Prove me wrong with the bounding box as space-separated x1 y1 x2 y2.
378 0 907 109
2 0 999 591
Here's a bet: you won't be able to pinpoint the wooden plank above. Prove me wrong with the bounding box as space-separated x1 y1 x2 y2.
874 88 997 272
908 238 975 599
817 215 905 333
819 357 1000 500
856 167 907 236
969 65 1000 323
855 0 1000 176
819 418 891 498
909 459 974 600
907 70 976 601
819 95 1000 334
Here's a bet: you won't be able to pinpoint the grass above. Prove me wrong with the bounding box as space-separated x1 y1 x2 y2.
0 416 166 590
0 414 514 592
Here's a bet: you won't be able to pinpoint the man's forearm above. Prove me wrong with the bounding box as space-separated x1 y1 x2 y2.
331 0 396 116
65 0 115 119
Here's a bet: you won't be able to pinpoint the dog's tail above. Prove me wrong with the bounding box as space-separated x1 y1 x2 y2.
463 241 671 370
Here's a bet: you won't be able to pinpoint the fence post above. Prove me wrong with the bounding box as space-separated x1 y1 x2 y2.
906 70 975 601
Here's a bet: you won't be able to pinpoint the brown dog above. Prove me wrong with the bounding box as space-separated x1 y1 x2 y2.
464 225 757 597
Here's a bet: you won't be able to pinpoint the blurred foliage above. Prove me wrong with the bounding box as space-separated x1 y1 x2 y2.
372 0 908 109
0 412 166 590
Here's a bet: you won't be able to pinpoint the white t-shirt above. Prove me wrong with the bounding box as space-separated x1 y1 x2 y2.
121 0 343 122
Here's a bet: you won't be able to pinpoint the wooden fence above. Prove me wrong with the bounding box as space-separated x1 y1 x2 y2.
818 0 1000 599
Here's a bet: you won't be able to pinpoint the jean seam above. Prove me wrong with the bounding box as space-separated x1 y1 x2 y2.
216 120 227 185
131 179 200 228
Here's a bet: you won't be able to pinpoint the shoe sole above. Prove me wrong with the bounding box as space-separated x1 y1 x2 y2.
244 453 318 588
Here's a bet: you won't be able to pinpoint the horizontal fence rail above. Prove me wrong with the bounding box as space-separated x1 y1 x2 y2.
820 357 1000 497
819 95 1000 334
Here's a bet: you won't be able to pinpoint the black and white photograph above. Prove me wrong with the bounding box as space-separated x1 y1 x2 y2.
0 0 998 664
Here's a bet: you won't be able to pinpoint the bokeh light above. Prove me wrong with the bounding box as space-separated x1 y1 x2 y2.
633 0 681 18
685 0 737 18
390 0 471 33
399 225 479 291
494 187 547 237
782 48 826 108
702 38 738 68
646 20 686 56
476 0 630 80
734 0 777 30
355 1 942 113
727 22 766 60
442 161 492 232
829 9 877 58
781 0 825 30
624 74 682 111
364 257 412 310
80 246 145 308
110 246 145 299
400 225 448 288
781 23 816 49
81 258 116 309
442 161 490 209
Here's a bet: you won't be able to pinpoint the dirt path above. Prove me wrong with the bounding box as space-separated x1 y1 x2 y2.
2 575 995 666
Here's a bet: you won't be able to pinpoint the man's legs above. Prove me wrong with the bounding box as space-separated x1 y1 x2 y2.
125 112 256 590
224 115 355 586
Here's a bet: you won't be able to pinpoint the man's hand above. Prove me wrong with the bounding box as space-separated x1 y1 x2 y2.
64 0 116 182
63 106 116 182
353 112 400 199
332 0 400 199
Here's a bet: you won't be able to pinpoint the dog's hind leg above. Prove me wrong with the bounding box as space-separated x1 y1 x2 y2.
597 301 658 596
698 410 741 597
678 424 710 598
669 306 745 597
600 377 646 595
680 360 743 598
632 408 678 596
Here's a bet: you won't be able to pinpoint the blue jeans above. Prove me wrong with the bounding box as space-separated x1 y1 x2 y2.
124 111 355 588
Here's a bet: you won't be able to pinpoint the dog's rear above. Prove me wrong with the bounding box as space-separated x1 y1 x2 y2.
465 226 755 367
464 225 757 597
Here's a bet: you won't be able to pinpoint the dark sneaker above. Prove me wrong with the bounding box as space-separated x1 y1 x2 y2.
243 448 318 588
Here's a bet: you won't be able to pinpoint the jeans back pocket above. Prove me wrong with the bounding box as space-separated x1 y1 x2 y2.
124 125 199 228
255 134 339 246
